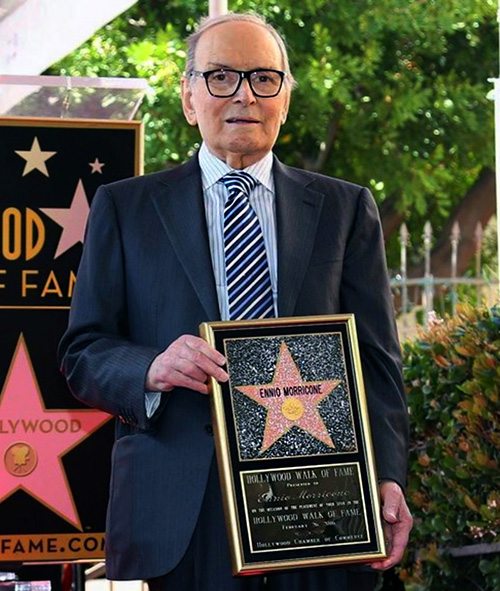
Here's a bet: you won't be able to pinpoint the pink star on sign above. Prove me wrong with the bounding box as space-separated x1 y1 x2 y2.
237 342 341 453
0 335 111 529
89 158 105 174
40 179 90 258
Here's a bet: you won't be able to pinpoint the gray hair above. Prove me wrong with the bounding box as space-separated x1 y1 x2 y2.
184 12 296 89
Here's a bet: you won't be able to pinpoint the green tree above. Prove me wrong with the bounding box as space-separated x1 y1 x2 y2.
45 0 498 271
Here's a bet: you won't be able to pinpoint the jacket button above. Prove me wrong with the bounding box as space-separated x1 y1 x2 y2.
204 424 213 436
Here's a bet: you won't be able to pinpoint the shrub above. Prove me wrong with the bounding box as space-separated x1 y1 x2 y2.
400 304 500 591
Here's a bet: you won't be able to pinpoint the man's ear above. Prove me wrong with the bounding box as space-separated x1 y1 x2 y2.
281 90 291 125
181 77 198 126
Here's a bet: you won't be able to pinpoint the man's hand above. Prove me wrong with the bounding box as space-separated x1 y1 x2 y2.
370 480 413 571
146 335 229 394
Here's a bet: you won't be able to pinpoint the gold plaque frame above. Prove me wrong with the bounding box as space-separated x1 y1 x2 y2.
200 314 386 575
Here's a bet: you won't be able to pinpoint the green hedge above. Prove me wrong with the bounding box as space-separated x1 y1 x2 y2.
400 304 500 590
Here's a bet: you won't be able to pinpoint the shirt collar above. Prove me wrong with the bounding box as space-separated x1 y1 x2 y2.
198 142 274 193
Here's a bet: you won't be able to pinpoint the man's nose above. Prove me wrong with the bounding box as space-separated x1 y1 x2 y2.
233 77 256 103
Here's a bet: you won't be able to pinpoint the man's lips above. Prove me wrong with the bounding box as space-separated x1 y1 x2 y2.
226 117 260 124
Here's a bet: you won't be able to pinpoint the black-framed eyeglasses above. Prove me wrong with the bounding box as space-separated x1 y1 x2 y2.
188 68 287 98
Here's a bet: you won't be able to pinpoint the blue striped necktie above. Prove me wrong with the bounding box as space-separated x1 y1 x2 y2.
221 171 274 320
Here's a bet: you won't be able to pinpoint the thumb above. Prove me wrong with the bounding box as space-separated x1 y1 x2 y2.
381 483 401 523
383 502 398 523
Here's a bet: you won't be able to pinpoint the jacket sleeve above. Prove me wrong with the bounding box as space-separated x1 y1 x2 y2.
58 185 163 431
339 187 409 489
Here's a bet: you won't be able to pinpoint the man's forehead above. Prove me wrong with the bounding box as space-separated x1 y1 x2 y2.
194 21 283 68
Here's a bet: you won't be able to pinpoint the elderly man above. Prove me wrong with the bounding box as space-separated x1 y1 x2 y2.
59 11 412 591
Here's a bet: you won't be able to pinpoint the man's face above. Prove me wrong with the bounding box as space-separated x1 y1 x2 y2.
181 21 290 169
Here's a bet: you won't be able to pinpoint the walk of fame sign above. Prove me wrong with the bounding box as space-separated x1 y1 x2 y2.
0 117 142 562
200 315 386 575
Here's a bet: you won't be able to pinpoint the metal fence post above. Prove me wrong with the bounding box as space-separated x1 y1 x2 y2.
450 221 461 316
423 221 434 323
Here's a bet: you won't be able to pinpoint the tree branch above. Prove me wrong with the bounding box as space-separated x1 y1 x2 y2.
304 103 343 173
408 167 496 279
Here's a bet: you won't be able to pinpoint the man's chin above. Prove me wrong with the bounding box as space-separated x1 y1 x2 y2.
216 145 265 169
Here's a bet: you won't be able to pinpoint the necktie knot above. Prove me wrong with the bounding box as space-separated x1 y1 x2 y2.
220 171 257 200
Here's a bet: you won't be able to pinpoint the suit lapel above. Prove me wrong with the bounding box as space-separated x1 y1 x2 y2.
273 158 325 317
150 157 220 320
148 155 325 321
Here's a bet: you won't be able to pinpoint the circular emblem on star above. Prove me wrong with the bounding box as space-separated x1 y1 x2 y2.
281 397 304 421
4 441 38 477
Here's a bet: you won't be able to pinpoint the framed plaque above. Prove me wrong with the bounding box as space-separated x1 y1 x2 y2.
200 314 386 575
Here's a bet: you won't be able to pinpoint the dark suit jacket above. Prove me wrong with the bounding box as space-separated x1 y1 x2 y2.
58 154 408 580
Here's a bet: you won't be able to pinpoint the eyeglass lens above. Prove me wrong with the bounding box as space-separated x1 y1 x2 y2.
206 70 283 96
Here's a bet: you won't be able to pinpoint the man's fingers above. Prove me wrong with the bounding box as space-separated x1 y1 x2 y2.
184 335 226 365
168 369 209 395
146 335 228 392
371 519 410 570
179 336 228 382
370 482 413 571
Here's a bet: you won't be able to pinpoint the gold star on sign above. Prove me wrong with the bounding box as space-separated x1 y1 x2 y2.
15 137 57 177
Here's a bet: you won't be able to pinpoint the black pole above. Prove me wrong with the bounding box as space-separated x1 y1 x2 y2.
72 564 85 591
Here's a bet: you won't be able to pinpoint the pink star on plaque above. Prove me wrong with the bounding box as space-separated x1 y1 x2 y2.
0 335 112 529
237 342 341 453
